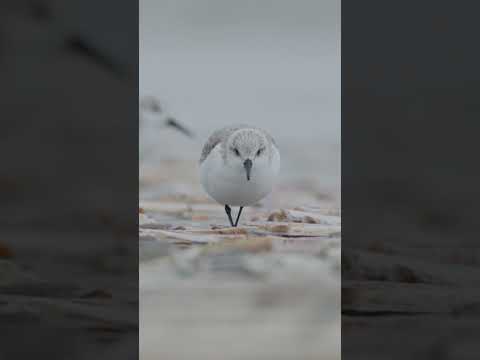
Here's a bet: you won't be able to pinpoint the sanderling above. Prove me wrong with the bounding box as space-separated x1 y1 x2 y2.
140 97 193 137
199 125 280 227
140 96 193 161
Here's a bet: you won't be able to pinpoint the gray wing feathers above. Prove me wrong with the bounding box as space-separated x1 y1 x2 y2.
199 125 245 163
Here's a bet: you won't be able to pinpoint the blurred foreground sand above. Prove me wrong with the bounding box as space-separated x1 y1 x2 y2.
139 125 341 360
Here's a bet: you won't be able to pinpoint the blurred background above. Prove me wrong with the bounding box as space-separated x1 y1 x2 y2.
342 2 480 358
0 1 137 359
140 0 340 198
140 1 341 359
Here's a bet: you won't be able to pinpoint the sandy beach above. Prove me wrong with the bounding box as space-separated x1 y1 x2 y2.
139 1 341 358
139 107 341 359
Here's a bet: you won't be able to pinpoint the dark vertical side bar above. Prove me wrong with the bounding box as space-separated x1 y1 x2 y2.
0 1 138 359
343 1 480 358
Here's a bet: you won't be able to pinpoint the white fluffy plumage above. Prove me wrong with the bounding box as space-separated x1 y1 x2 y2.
200 125 280 218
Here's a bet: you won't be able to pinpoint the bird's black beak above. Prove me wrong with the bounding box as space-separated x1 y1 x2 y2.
243 159 252 181
165 117 194 138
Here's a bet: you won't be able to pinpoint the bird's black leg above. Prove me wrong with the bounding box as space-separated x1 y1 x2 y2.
234 206 244 227
225 205 234 227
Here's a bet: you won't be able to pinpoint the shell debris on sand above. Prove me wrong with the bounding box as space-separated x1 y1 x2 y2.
139 144 341 359
202 237 273 254
195 227 249 235
267 208 341 225
253 221 340 237
141 228 247 245
267 223 291 233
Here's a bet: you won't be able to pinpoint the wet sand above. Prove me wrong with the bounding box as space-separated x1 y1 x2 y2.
139 133 341 360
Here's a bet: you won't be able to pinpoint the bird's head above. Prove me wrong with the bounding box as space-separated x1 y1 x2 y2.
225 129 269 181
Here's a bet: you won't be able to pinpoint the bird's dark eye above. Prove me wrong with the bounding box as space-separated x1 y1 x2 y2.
257 148 264 156
233 148 240 156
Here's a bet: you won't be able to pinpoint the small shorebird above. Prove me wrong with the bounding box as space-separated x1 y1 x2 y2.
199 125 280 227
140 97 193 137
139 97 193 162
